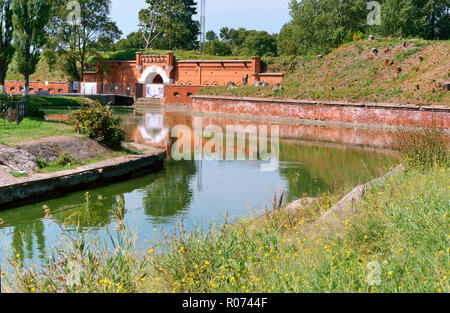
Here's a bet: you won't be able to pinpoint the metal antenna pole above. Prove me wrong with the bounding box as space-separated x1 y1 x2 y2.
200 0 206 50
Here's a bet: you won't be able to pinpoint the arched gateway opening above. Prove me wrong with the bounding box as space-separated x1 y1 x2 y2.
152 75 163 84
138 66 170 98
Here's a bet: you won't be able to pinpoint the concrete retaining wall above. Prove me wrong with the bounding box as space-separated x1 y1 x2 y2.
0 151 166 210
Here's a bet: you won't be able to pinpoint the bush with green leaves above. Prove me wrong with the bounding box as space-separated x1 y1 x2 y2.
68 100 124 149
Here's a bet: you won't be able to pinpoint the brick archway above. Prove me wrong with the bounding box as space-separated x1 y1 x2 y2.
139 65 170 84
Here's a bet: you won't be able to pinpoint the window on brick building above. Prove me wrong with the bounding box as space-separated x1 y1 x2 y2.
174 92 180 97
187 92 193 97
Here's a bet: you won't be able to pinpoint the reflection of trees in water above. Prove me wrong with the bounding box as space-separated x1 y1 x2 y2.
142 160 196 220
52 195 117 230
279 142 394 199
280 166 330 202
11 220 46 262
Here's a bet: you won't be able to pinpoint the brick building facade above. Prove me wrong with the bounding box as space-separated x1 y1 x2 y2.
3 52 284 105
4 80 70 95
83 52 284 101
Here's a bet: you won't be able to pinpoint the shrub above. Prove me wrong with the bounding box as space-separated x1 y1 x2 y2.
37 153 77 169
393 126 449 168
68 100 124 149
27 102 45 119
201 40 232 56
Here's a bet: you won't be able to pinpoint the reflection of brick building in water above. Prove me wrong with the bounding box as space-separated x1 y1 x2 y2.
83 52 284 103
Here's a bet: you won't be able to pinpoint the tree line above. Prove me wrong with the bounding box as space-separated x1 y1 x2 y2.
0 0 202 94
0 0 122 94
1 0 448 95
278 0 449 56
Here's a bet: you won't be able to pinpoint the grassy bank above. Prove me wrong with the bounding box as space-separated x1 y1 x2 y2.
200 38 450 106
0 118 75 146
3 164 448 293
35 151 129 173
27 96 86 108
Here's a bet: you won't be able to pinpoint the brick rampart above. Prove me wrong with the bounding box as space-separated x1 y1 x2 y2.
192 95 450 128
4 81 70 95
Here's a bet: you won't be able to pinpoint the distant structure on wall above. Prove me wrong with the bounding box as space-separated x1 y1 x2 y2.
82 52 284 99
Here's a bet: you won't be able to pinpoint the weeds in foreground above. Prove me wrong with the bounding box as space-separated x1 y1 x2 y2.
3 167 448 293
3 202 147 293
147 166 448 293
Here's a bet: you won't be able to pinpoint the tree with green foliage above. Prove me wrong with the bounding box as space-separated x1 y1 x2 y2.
115 31 145 50
217 27 278 56
139 0 167 49
219 27 230 41
280 0 449 57
0 0 14 93
139 0 199 50
206 30 217 41
47 0 121 81
243 31 277 57
12 0 52 95
202 40 232 56
378 0 449 40
278 0 367 56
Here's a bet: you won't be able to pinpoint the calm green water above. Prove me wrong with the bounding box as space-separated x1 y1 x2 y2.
0 108 396 267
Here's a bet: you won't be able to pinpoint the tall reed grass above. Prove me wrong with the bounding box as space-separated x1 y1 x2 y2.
393 126 449 169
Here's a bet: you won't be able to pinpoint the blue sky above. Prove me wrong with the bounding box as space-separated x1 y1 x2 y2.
111 0 291 38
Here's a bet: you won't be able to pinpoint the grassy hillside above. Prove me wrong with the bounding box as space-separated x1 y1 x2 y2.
6 58 67 82
202 38 450 106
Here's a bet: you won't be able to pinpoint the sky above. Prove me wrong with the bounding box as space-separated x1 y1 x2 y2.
111 0 292 38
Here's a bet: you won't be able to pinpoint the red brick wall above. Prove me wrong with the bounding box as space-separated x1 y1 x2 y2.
5 81 70 95
100 61 140 94
81 53 283 94
257 73 284 85
175 60 257 86
192 96 450 128
92 53 280 89
163 85 210 105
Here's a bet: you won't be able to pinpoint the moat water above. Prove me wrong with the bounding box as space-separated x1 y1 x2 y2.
0 105 397 267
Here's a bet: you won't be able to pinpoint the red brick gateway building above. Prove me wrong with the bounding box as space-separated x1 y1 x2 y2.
82 52 284 103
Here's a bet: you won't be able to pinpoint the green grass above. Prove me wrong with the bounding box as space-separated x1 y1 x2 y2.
3 164 448 293
139 166 449 293
11 172 29 178
25 96 87 108
0 118 75 146
36 151 129 173
200 39 450 106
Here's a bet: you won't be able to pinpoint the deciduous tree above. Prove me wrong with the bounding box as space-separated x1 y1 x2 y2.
47 0 121 81
12 0 52 95
206 30 217 41
0 0 14 93
139 0 199 50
